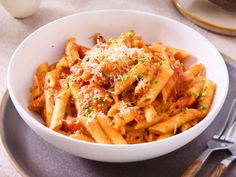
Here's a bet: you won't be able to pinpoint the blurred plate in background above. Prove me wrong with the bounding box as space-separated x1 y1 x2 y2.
173 0 236 36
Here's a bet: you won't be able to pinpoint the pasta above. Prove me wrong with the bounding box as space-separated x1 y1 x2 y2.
28 30 216 144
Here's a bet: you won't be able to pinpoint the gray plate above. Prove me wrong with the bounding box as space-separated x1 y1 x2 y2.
1 61 236 177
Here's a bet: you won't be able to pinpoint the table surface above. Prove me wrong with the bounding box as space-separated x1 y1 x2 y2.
0 0 236 176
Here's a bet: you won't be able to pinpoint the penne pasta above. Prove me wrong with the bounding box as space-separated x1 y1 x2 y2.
28 93 45 114
69 82 81 115
45 70 59 88
149 109 201 134
135 63 159 94
78 116 112 144
50 89 70 130
137 62 174 107
184 63 205 82
107 102 121 117
70 133 95 143
65 38 80 67
198 79 216 117
168 79 205 116
149 42 166 53
180 122 192 132
30 75 41 101
161 74 177 104
114 63 148 95
44 89 55 127
170 48 189 60
36 62 48 80
97 114 127 144
157 132 175 140
144 105 160 124
56 55 69 70
28 31 216 144
30 62 48 101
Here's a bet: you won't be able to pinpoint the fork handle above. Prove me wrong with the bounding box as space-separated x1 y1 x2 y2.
181 159 202 177
208 155 235 177
208 163 226 177
181 148 213 177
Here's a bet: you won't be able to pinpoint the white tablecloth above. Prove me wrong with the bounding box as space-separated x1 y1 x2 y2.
0 0 235 176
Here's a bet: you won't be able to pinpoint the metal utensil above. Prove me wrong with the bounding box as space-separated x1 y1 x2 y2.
208 121 236 177
181 99 236 177
208 145 236 177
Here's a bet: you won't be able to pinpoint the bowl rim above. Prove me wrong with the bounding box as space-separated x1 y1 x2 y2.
7 9 229 148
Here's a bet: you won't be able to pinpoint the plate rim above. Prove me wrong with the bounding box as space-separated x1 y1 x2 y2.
0 91 28 177
173 0 236 36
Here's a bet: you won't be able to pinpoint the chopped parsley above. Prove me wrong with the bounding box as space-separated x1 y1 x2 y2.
76 77 82 82
105 92 111 97
85 107 92 116
199 105 207 111
127 29 134 37
182 107 188 113
69 81 75 87
149 80 153 84
138 56 146 63
198 97 204 101
131 65 137 72
97 103 104 108
72 74 77 78
70 97 75 104
197 90 206 100
159 107 165 113
125 75 130 81
93 96 100 100
154 80 159 84
116 75 122 81
103 97 108 103
194 92 200 99
203 86 208 91
93 115 97 120
62 89 70 96
201 92 206 97
161 61 166 65
137 73 144 79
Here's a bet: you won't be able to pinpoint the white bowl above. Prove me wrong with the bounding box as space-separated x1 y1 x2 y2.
7 10 228 162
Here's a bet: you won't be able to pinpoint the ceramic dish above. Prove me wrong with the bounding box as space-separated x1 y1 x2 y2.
2 71 236 177
7 10 228 162
173 0 236 36
209 0 236 10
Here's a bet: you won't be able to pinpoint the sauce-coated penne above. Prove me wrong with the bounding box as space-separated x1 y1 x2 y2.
28 31 216 144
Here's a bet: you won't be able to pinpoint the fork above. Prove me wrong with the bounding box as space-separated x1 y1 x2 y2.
181 99 236 177
208 121 236 177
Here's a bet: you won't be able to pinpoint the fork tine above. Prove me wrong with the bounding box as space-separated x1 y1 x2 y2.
224 122 236 142
214 99 236 139
220 104 236 141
